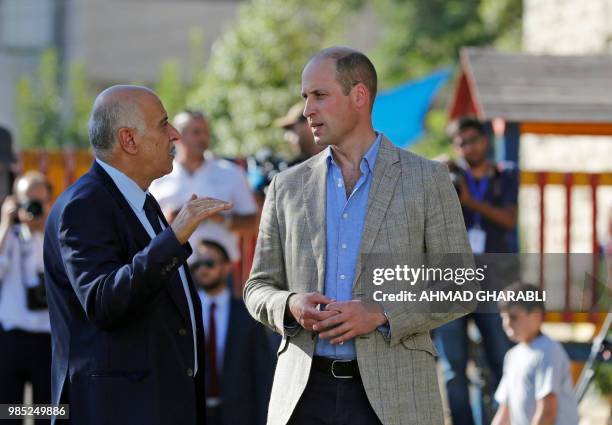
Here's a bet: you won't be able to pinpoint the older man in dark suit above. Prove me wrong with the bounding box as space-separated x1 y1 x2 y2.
44 85 231 425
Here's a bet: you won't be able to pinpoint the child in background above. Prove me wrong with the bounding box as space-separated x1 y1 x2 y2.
492 282 579 425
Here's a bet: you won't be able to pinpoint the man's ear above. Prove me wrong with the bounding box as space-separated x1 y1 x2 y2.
117 127 138 155
352 83 370 110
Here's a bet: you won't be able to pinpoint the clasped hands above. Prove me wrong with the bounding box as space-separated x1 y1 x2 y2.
286 292 388 345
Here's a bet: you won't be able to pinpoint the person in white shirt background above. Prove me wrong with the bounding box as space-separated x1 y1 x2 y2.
492 282 579 425
191 239 274 425
149 110 258 266
0 171 53 423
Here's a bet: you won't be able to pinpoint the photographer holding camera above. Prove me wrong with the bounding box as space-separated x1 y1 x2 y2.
0 171 52 419
446 117 518 254
434 117 518 425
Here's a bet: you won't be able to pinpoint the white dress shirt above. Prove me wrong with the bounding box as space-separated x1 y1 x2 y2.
149 154 257 261
96 159 198 374
198 287 230 372
0 225 50 333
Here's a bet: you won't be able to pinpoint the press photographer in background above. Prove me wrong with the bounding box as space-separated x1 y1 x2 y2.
446 116 518 254
434 117 518 425
0 171 53 422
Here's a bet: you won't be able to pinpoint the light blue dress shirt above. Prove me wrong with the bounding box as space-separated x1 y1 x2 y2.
315 133 383 360
96 159 198 374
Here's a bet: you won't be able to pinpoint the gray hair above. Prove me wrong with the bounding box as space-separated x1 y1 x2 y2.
88 89 147 158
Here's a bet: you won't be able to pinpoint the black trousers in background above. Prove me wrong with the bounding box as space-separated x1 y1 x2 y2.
288 368 383 425
0 327 52 425
206 405 224 425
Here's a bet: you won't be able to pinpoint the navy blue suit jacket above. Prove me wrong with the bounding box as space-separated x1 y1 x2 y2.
213 297 274 425
44 162 206 425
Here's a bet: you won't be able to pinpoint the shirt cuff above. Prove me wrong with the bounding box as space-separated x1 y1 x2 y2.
283 321 301 337
377 310 391 340
377 324 391 340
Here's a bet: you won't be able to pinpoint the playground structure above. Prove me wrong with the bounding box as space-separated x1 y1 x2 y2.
449 48 612 392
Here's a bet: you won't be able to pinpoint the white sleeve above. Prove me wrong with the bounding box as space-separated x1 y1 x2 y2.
228 167 257 215
534 349 564 399
0 231 16 279
149 178 187 215
0 251 9 279
494 372 509 405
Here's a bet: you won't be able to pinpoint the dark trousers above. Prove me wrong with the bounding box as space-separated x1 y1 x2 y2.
206 405 224 425
0 327 52 425
288 368 382 425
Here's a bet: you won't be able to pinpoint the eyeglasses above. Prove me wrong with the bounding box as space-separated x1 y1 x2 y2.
454 134 483 148
190 258 222 271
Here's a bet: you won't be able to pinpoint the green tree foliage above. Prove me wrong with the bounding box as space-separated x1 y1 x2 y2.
16 49 92 149
65 62 94 148
154 60 185 120
371 0 522 86
369 0 522 159
155 29 208 120
188 0 352 156
16 50 63 149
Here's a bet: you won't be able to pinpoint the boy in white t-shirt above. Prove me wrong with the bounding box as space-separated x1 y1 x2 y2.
492 282 579 425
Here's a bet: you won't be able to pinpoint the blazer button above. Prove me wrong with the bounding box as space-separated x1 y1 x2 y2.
178 328 187 336
186 368 194 377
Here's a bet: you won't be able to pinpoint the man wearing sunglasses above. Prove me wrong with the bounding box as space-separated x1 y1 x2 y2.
191 240 273 425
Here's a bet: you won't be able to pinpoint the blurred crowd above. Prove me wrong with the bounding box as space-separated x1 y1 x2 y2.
0 109 582 425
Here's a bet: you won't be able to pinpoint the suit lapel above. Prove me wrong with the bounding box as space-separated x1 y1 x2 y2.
221 298 238 385
302 154 328 293
91 162 191 323
352 137 401 292
184 268 204 367
91 162 151 249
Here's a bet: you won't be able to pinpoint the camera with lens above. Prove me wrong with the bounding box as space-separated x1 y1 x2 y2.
26 271 48 311
13 200 44 224
21 200 44 218
446 160 465 196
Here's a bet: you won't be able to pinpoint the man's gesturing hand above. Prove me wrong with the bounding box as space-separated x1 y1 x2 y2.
287 292 339 331
171 194 232 244
314 300 388 345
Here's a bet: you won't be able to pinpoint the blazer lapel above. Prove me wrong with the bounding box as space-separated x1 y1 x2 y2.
302 153 328 294
91 162 151 249
221 299 238 385
352 137 401 292
91 162 191 323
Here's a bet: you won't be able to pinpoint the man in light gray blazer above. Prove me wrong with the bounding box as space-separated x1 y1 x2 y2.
244 46 473 425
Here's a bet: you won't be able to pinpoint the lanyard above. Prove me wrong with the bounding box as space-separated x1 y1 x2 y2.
464 171 489 227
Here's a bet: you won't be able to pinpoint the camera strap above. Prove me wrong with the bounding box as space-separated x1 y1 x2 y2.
464 171 489 228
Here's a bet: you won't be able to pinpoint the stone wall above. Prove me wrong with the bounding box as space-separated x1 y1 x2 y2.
524 0 612 55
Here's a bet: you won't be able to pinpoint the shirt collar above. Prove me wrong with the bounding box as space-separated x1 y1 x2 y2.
175 151 215 175
326 132 383 175
200 287 231 308
96 159 148 211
